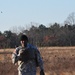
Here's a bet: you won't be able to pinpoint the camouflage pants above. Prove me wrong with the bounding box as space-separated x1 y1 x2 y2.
18 60 37 75
18 70 36 75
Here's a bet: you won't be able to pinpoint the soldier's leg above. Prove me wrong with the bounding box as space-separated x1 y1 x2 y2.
18 70 22 75
26 71 36 75
18 70 27 75
18 71 36 75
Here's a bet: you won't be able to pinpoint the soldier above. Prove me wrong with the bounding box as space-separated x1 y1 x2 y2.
12 34 45 75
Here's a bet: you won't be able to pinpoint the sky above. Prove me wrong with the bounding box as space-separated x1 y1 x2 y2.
0 0 75 32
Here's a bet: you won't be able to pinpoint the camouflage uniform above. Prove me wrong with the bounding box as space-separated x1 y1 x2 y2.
12 43 44 75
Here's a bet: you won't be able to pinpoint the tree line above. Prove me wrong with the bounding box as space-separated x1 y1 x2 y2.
0 12 75 48
0 23 75 48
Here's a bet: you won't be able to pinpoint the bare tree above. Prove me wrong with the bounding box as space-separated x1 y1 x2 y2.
10 26 25 34
10 26 19 34
64 12 75 25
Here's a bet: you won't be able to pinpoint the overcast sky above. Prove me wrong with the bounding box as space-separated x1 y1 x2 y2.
0 0 75 32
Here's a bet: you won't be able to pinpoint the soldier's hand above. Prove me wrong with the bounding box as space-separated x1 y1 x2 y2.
40 70 45 75
18 50 23 55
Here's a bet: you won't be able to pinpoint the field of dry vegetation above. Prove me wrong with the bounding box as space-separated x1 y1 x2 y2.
0 47 75 75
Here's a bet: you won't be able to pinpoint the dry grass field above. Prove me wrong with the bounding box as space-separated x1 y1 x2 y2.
0 47 75 75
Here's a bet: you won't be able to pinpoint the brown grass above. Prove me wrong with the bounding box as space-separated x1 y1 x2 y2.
0 47 75 75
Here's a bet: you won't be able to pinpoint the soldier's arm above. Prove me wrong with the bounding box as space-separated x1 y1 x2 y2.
36 49 45 75
12 47 20 64
36 48 44 71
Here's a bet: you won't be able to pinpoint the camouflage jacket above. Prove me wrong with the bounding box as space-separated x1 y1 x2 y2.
12 43 44 74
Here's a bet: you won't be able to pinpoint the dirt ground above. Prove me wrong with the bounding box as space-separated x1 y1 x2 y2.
0 47 75 75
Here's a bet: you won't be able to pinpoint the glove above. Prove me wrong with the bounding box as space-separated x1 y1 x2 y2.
40 70 45 75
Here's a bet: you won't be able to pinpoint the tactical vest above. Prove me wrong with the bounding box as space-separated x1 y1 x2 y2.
19 47 36 63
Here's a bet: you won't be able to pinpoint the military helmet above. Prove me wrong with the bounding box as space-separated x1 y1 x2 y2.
20 34 28 41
